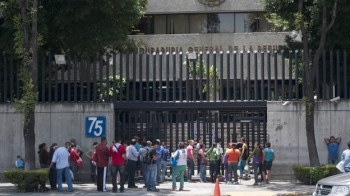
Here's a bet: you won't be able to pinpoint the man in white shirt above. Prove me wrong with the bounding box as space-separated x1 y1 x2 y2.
126 139 139 188
49 145 74 192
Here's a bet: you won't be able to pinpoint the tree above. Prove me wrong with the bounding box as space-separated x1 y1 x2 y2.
265 0 339 166
0 0 147 169
1 0 148 56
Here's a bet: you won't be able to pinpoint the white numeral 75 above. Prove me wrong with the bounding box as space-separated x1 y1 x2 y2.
88 117 103 136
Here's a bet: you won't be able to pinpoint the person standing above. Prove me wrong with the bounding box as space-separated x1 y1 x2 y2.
87 142 98 183
341 141 350 173
206 143 220 183
196 137 203 174
95 137 110 192
126 139 139 188
15 155 24 169
238 137 249 179
110 138 126 193
146 140 160 192
38 143 50 168
171 142 187 191
226 143 241 184
198 144 208 183
160 142 169 183
262 142 275 183
155 139 163 184
69 143 80 182
139 141 151 188
248 142 263 185
216 138 224 176
48 143 58 190
186 140 195 182
49 145 74 192
324 136 342 164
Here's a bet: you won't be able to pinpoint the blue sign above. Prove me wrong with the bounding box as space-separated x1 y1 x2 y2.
85 116 106 137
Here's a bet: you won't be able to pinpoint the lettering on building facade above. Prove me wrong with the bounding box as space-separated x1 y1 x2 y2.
198 0 225 7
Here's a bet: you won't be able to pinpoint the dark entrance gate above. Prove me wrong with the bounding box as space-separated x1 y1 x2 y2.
115 102 266 152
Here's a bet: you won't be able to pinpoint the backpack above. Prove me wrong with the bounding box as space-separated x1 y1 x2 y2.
143 149 153 164
169 150 179 167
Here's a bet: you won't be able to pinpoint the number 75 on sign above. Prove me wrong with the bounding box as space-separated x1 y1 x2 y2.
85 116 106 137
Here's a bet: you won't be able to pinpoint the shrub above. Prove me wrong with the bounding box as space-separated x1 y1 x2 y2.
4 169 49 192
293 164 340 185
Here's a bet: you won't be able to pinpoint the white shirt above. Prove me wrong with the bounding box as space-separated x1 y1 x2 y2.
52 147 70 169
174 149 187 166
126 145 139 161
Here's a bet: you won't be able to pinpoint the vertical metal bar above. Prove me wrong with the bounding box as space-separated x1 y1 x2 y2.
152 113 155 141
132 53 136 102
120 53 124 102
209 112 212 146
302 52 306 97
257 121 261 145
16 59 20 99
322 51 326 100
9 57 14 101
128 113 132 139
226 51 230 101
170 113 173 154
233 51 237 101
99 55 103 102
106 54 110 102
213 52 217 102
41 56 46 102
166 52 170 102
220 51 224 102
157 112 161 140
344 50 348 99
261 51 265 101
140 112 144 141
179 52 183 102
126 54 130 101
186 54 190 101
93 57 97 102
254 51 258 101
315 51 320 100
67 56 71 102
86 59 91 102
330 50 334 98
203 112 207 145
175 113 179 147
0 54 3 102
192 60 197 101
159 52 163 102
139 53 143 102
336 50 340 97
3 54 7 102
270 55 275 101
146 112 149 141
263 112 267 144
187 113 191 140
289 51 293 100
164 113 169 145
281 50 285 100
73 56 77 102
206 52 210 101
252 122 255 148
295 50 299 100
247 51 251 101
113 53 117 102
54 58 58 102
172 52 176 102
60 62 65 102
199 52 204 102
274 50 278 100
227 113 231 143
181 112 185 142
80 58 85 102
220 113 224 145
146 53 150 102
240 51 244 101
152 53 156 101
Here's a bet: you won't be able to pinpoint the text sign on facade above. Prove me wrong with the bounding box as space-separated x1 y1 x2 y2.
85 116 106 137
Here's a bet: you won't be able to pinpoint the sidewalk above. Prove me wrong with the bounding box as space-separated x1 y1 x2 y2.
0 178 315 196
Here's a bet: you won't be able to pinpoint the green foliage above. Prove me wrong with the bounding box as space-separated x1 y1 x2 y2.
4 169 49 192
293 164 339 185
97 75 126 101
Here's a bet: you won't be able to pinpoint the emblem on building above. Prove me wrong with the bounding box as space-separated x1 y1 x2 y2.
198 0 225 7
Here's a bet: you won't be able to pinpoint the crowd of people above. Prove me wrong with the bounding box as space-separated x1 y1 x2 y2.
15 136 278 192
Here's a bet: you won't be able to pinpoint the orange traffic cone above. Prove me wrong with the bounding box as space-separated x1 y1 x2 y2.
214 177 221 196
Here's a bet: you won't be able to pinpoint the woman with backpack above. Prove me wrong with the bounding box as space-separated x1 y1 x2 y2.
248 142 263 185
171 142 187 191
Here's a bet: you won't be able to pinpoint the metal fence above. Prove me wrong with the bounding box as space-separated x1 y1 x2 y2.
1 49 348 149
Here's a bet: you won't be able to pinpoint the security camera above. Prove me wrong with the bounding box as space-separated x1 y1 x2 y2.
330 96 340 102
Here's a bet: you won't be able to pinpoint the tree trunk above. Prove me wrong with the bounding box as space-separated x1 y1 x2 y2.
24 111 36 169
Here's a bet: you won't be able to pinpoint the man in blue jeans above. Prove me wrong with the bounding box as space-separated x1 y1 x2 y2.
146 140 160 192
324 136 342 164
49 145 73 192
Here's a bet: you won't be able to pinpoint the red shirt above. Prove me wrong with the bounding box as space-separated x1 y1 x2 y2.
226 149 241 163
95 143 110 167
69 148 79 164
109 143 126 165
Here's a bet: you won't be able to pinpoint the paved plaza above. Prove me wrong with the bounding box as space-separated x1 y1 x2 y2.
0 178 315 196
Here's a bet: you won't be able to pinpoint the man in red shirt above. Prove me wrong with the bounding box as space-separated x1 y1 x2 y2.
186 139 195 182
95 137 110 192
109 138 126 193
